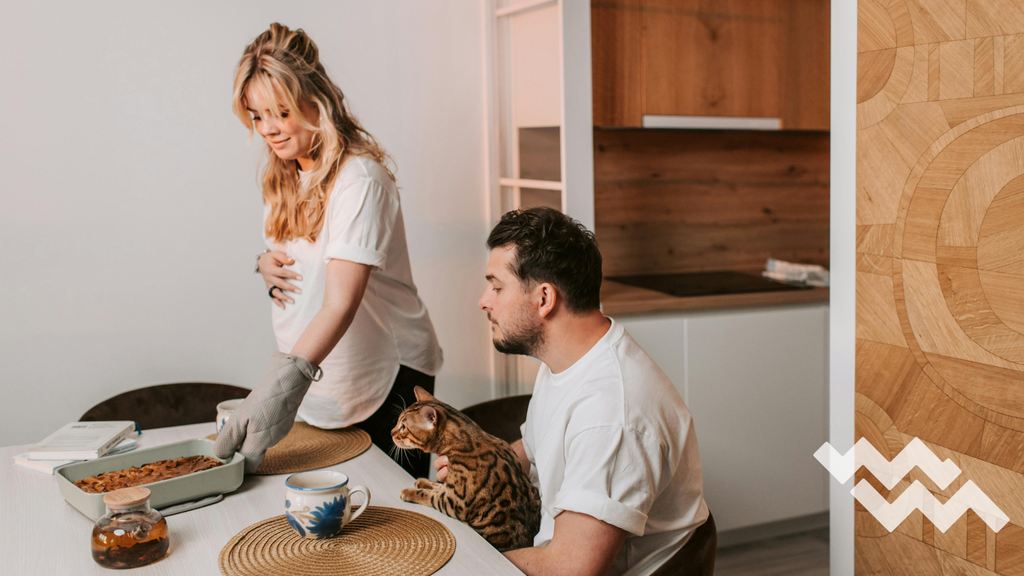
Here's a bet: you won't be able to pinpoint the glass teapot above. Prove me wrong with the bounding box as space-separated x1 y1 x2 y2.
91 486 170 569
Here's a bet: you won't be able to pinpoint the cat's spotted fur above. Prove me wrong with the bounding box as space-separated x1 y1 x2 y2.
391 386 541 552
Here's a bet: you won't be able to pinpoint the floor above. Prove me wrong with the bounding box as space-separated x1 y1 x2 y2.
714 528 829 576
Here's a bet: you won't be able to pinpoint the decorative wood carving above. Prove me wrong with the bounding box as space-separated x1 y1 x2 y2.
857 1 1024 572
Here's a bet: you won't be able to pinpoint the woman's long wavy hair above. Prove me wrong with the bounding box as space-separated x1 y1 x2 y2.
232 23 395 243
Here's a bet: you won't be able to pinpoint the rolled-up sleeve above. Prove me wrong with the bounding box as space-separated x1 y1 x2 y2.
552 425 666 536
323 176 398 269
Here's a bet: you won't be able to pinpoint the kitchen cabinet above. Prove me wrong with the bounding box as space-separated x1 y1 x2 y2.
643 0 781 120
591 0 644 127
591 0 830 130
616 302 829 533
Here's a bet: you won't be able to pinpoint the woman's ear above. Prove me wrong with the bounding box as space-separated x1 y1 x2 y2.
413 386 436 402
301 98 320 123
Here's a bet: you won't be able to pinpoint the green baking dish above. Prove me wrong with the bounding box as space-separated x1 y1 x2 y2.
55 438 244 520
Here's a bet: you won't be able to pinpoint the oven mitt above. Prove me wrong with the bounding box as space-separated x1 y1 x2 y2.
214 351 322 473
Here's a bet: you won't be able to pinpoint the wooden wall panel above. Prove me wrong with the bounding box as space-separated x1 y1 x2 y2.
857 0 1024 573
594 129 829 276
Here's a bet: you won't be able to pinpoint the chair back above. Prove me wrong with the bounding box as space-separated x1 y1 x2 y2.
80 383 251 430
460 394 532 445
651 512 717 576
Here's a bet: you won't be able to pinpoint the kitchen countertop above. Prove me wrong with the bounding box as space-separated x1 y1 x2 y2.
0 423 522 576
600 278 830 316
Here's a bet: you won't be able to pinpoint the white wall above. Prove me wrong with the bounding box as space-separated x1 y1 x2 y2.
830 0 857 573
0 0 493 445
510 4 561 128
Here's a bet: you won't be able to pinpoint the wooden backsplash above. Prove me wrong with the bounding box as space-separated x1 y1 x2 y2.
594 129 829 276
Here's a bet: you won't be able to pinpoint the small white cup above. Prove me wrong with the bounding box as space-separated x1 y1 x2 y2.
284 471 371 539
215 399 245 434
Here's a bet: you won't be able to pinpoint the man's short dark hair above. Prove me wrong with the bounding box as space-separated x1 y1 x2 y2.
486 207 602 314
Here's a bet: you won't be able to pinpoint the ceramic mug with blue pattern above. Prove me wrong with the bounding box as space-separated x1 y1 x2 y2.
284 471 371 539
215 399 245 434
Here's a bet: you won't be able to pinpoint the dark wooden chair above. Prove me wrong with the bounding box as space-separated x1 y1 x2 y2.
651 512 717 576
80 383 251 430
460 394 532 444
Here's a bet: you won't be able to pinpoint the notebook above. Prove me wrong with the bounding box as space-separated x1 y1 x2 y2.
25 421 137 461
13 437 138 474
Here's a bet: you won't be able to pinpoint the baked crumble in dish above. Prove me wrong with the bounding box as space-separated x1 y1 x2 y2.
74 455 224 493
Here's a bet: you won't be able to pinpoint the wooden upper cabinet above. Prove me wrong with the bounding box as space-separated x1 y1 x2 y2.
644 0 782 119
779 0 829 130
592 0 830 130
592 0 644 127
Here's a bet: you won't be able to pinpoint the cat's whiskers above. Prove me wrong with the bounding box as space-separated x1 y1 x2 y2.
389 442 417 473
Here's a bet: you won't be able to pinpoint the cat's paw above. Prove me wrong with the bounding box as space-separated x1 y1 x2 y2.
415 478 438 490
400 488 418 502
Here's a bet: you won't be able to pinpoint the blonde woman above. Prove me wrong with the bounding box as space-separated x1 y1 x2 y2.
214 23 443 477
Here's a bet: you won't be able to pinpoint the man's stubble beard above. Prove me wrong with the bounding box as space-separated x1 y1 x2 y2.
491 305 545 357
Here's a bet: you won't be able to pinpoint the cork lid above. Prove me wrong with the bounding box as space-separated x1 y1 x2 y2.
103 486 151 509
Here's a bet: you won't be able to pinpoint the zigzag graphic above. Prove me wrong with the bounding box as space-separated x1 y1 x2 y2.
852 479 1009 533
815 437 1010 533
814 437 961 489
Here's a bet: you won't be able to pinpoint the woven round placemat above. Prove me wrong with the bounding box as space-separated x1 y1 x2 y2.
207 423 372 475
218 507 455 576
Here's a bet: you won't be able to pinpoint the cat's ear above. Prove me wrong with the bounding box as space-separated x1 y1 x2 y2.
421 405 437 428
413 386 436 402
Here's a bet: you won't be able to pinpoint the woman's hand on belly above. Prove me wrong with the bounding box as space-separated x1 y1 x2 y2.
259 250 303 309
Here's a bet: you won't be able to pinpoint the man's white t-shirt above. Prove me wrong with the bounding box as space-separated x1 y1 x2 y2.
521 318 708 576
263 156 443 429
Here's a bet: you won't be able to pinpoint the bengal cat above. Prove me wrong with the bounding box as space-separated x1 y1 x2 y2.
391 386 541 552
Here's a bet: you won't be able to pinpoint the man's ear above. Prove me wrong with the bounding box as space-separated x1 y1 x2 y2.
537 282 558 318
413 386 436 402
421 405 437 428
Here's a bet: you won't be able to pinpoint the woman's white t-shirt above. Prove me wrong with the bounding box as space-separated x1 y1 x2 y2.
262 156 443 429
521 319 708 576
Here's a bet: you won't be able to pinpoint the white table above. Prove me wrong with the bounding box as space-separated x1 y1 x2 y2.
0 423 523 575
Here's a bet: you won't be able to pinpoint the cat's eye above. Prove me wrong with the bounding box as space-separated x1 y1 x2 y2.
400 424 406 431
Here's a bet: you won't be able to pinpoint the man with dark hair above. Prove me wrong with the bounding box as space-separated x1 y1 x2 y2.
436 207 709 576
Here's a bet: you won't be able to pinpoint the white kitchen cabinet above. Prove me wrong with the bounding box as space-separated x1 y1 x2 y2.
616 303 829 533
